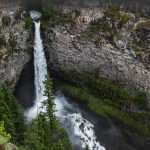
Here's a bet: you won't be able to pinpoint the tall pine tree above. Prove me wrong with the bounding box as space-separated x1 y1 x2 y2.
25 75 73 150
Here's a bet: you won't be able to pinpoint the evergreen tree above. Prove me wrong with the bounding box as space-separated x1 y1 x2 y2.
25 75 73 150
43 75 57 137
0 84 25 145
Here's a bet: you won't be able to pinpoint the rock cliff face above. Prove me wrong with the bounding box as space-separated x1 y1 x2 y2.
44 7 150 99
0 10 31 88
0 0 21 11
43 0 150 17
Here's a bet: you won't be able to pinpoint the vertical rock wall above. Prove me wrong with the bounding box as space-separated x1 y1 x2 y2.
0 0 21 10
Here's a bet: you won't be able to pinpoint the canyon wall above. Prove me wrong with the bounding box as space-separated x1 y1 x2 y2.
0 0 21 11
0 0 150 16
0 11 32 88
43 0 150 17
44 7 150 100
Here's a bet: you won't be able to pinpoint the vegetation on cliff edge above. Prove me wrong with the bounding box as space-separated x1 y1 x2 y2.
61 84 150 137
0 75 72 150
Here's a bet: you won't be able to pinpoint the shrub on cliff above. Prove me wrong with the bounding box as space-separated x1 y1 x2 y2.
86 6 132 39
25 17 33 29
9 37 17 50
0 121 11 141
2 15 11 26
42 8 55 20
41 8 76 29
0 121 12 150
0 35 6 48
134 91 148 110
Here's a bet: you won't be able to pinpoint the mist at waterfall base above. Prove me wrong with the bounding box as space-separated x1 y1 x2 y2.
24 11 105 150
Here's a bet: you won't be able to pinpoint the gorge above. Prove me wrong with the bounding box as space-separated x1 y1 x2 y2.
0 0 150 150
25 11 105 150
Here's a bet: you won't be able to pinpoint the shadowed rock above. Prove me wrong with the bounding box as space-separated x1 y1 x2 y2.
15 61 35 109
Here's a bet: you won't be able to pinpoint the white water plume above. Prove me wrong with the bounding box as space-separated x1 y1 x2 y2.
55 92 106 150
25 12 47 120
25 11 105 150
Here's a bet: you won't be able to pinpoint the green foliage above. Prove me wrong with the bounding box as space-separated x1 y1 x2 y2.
88 76 133 107
61 68 148 111
62 85 94 102
120 14 131 24
88 21 112 34
41 8 56 28
134 91 148 110
9 37 17 52
0 85 25 145
25 17 33 29
2 15 11 26
88 99 150 136
43 75 57 135
0 121 11 141
104 6 120 19
25 75 73 150
61 84 150 136
0 121 12 150
132 45 142 53
0 77 72 149
41 8 76 29
0 121 27 150
0 35 6 48
59 13 75 25
85 76 148 111
42 8 55 20
85 6 131 38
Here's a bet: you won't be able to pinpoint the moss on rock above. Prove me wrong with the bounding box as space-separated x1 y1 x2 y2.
61 84 150 137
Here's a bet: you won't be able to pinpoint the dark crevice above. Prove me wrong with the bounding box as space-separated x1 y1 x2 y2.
15 61 35 110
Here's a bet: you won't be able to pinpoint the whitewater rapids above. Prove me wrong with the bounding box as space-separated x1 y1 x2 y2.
25 11 105 150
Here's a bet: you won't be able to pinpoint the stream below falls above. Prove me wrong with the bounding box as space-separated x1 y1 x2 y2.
15 11 150 150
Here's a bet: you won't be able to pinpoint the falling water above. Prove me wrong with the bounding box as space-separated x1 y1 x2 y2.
25 11 105 150
25 11 47 119
55 92 105 150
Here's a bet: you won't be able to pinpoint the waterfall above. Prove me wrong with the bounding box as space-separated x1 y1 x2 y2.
55 92 105 150
25 12 47 120
25 11 105 150
34 21 47 103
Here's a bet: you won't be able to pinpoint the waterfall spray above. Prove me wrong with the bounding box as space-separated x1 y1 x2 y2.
25 11 105 150
25 11 47 120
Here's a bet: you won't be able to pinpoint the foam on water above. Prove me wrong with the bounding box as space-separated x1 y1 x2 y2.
25 18 47 120
25 11 106 150
55 92 105 150
30 11 41 20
